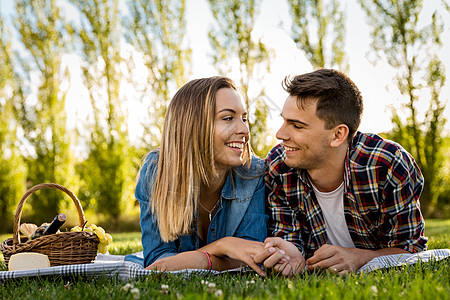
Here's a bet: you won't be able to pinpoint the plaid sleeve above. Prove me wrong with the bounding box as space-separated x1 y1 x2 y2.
378 148 427 253
265 146 305 255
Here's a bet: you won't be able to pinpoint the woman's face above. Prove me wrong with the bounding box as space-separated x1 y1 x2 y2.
213 88 249 171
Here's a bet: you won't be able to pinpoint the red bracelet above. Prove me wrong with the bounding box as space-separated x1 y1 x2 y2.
201 251 212 270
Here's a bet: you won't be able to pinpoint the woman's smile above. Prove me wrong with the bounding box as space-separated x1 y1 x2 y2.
225 141 245 153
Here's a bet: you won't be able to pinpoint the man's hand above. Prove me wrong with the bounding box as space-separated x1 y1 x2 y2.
253 237 305 277
146 251 208 271
305 244 410 275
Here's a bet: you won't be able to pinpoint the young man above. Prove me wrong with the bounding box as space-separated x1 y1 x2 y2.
254 69 427 276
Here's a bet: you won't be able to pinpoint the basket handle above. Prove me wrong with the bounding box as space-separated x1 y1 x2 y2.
13 183 86 245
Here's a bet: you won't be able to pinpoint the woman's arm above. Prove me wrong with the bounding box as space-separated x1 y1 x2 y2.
145 250 209 271
145 236 267 273
200 236 266 275
147 237 266 274
146 247 245 272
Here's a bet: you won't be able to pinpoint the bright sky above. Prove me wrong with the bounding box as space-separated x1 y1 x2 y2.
185 0 450 136
2 0 450 143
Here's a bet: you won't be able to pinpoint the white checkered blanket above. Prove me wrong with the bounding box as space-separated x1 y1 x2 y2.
1 249 449 281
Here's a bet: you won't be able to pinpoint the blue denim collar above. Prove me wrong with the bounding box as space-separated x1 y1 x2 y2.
220 157 265 202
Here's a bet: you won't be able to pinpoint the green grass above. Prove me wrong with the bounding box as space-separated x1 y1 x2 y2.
0 219 449 299
107 232 142 255
425 219 450 250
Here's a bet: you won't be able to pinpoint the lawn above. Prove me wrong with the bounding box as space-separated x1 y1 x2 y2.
0 219 449 299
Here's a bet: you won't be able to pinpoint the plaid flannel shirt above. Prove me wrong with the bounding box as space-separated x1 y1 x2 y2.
265 131 428 259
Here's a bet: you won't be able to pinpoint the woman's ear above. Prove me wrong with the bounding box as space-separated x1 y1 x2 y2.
330 124 349 147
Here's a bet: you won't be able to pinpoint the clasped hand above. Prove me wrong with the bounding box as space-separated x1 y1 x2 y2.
252 237 306 277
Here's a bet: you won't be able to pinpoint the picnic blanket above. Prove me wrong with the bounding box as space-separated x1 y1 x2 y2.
0 253 213 281
1 249 449 281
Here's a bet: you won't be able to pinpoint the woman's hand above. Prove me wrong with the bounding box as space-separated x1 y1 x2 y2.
200 237 266 276
145 251 209 271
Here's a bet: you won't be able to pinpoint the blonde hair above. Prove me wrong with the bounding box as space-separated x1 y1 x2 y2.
151 76 251 242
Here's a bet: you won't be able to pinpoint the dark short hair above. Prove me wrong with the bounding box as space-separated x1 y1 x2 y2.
282 69 363 141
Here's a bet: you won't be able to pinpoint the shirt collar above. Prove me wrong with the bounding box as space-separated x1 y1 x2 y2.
221 170 237 200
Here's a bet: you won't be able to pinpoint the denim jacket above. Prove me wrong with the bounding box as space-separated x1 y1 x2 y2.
136 151 268 268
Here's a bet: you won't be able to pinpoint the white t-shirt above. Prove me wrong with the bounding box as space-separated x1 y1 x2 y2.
311 182 355 248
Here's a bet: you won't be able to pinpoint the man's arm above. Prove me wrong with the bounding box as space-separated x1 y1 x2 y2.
375 148 427 253
259 150 308 276
263 178 305 275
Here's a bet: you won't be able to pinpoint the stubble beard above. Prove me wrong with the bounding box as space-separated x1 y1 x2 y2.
284 147 328 171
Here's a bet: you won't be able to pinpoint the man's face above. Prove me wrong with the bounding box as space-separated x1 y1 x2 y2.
276 95 334 170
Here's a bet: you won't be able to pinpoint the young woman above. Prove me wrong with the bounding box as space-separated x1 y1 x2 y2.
136 76 267 275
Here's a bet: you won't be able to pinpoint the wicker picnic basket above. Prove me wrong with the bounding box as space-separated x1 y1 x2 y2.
1 183 99 268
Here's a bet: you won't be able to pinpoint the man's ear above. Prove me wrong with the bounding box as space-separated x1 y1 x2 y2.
330 124 349 147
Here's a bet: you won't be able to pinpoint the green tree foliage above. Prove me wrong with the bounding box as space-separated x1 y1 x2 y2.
251 97 276 156
287 0 348 70
0 15 27 232
443 0 450 11
125 0 191 149
207 0 275 157
69 0 131 225
13 0 75 220
359 0 448 216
